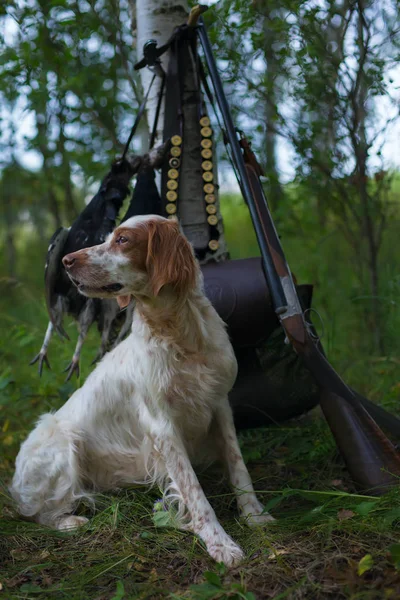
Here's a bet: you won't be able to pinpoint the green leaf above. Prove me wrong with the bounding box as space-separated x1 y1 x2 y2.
296 490 331 504
355 501 378 516
204 571 222 587
18 333 36 347
152 510 171 528
215 562 227 576
383 508 400 526
0 375 13 390
358 554 373 576
300 504 327 523
389 544 400 570
264 495 284 512
189 582 221 599
59 19 76 26
111 580 125 600
19 584 42 593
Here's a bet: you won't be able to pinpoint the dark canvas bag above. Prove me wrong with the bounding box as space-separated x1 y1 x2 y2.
202 258 319 428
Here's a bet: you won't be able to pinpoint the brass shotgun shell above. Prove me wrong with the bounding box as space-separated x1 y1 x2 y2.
208 240 219 251
200 126 212 138
202 160 213 171
166 190 177 202
201 138 212 149
171 146 181 157
168 168 179 179
201 148 212 159
166 203 177 214
169 157 180 168
167 180 178 190
203 183 214 194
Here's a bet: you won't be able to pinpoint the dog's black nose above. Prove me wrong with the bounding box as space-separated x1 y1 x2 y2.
62 254 76 269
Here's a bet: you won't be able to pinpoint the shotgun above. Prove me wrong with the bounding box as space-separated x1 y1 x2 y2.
196 10 400 494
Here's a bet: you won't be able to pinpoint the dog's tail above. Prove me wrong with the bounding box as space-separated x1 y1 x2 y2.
10 413 89 525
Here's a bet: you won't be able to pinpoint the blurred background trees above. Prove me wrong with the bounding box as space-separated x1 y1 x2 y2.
210 0 400 354
0 0 139 234
1 0 400 384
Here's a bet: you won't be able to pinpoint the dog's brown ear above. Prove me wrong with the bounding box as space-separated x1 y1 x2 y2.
146 220 197 297
116 295 131 309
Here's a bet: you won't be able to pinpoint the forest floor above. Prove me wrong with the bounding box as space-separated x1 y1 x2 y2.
2 194 400 598
1 281 400 600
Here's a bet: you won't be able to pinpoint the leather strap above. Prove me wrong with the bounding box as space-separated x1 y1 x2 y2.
161 30 185 218
121 73 157 160
149 73 166 149
191 34 220 260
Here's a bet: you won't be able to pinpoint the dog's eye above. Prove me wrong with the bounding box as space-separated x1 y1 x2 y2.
116 236 128 245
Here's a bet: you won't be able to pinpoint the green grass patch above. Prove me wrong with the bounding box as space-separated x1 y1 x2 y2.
1 193 400 597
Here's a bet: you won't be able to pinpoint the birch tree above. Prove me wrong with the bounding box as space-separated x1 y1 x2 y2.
132 0 228 262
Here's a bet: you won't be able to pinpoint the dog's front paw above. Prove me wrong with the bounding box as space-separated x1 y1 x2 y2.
241 499 276 527
56 516 89 531
245 511 275 527
199 523 244 567
207 536 244 567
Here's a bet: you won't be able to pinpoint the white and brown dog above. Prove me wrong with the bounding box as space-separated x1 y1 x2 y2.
11 215 273 566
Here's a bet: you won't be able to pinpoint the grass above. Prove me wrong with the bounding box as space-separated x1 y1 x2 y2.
2 399 400 599
1 193 400 598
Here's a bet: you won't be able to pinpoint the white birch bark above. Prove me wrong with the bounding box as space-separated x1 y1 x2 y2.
130 0 228 262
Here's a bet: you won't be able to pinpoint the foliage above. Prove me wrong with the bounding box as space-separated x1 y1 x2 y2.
0 0 141 237
2 337 400 599
2 0 400 352
206 0 400 352
1 1 400 597
2 193 400 597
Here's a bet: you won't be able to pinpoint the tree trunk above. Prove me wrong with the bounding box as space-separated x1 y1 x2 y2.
36 115 62 229
4 204 17 279
261 8 284 212
48 187 62 230
310 0 353 228
132 0 228 262
5 231 17 280
60 125 77 222
354 0 384 354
